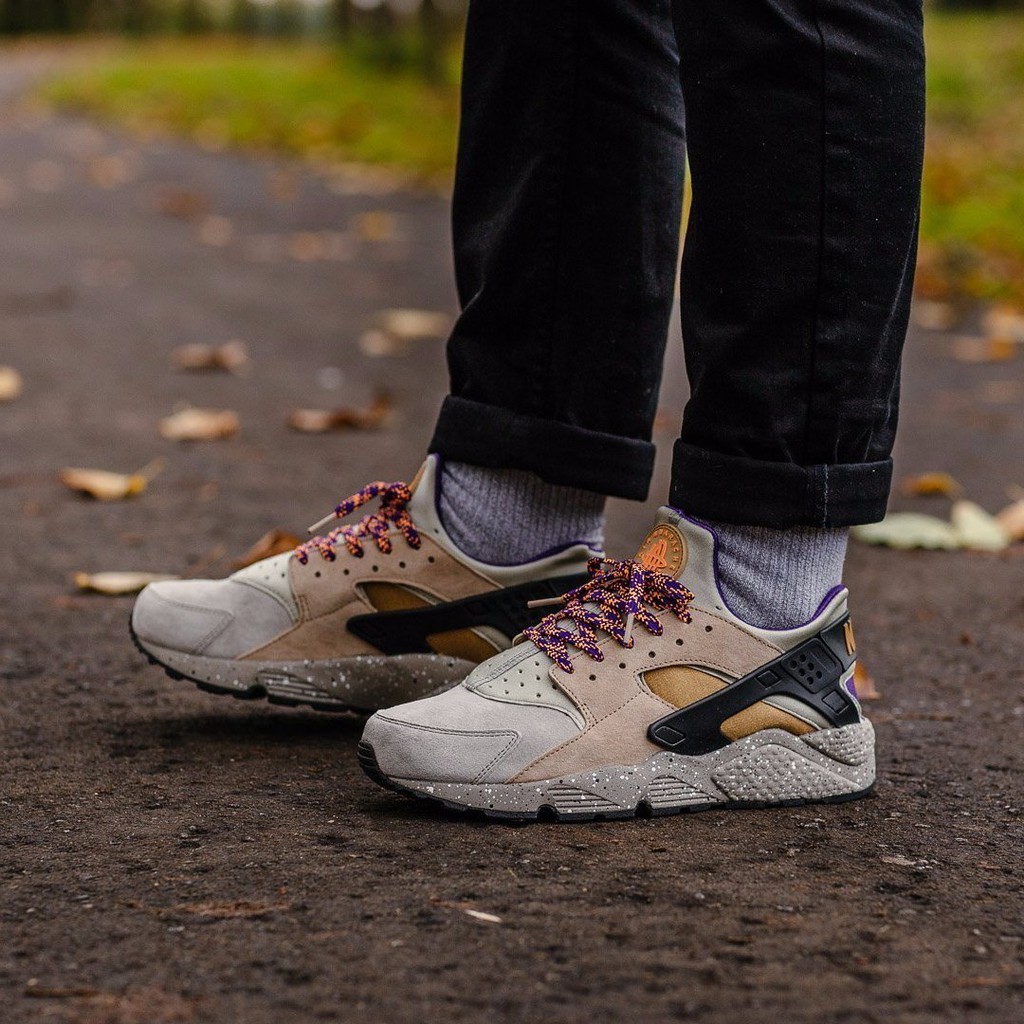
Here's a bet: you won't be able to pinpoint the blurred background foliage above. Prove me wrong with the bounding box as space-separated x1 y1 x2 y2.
3 0 1024 301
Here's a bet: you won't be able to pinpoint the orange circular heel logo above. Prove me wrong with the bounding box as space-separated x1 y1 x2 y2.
637 523 687 577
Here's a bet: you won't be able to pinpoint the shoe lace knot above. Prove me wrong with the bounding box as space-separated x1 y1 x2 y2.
523 557 694 673
294 480 420 563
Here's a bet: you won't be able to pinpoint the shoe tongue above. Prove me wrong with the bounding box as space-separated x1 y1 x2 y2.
635 508 722 609
405 455 437 521
404 454 462 558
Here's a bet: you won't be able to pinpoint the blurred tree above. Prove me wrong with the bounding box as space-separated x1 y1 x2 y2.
175 0 214 34
267 0 304 37
0 0 468 38
226 0 261 35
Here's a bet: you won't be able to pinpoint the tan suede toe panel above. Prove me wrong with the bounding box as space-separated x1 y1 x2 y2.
513 690 671 783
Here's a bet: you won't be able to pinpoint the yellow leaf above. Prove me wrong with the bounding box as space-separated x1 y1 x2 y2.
982 304 1024 345
159 407 239 442
74 571 179 595
950 335 1016 363
900 472 962 498
172 340 248 372
60 459 164 501
994 499 1024 542
852 513 960 550
359 309 450 357
950 500 1009 552
0 365 23 401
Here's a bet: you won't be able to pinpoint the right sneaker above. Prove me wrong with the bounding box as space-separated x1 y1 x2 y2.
130 456 595 712
359 510 875 820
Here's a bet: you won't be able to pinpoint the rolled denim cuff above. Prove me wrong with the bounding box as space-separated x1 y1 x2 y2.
430 396 655 501
670 441 892 528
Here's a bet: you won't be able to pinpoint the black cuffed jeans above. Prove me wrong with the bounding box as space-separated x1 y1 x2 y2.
429 0 925 528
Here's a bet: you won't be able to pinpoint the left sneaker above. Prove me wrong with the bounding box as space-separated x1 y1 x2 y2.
130 457 593 713
359 509 875 820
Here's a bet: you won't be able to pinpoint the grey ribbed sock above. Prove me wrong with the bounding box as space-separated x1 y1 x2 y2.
438 461 605 565
708 523 849 629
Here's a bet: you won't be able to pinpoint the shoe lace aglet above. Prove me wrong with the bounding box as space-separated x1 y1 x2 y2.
527 596 565 610
307 511 338 535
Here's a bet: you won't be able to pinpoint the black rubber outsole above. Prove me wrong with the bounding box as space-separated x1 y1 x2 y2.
129 619 370 715
357 740 875 823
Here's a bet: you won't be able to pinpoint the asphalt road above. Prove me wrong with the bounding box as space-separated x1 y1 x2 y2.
1 49 1022 1024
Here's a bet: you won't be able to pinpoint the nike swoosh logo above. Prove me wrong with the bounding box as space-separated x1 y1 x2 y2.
346 573 588 657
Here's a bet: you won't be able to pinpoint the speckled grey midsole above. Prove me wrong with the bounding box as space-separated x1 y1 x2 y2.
134 637 474 712
380 722 876 815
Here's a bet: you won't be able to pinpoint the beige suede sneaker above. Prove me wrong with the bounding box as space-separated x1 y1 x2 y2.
359 509 875 820
130 457 594 712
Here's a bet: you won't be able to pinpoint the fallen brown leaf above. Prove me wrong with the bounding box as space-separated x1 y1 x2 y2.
172 340 248 372
900 471 962 498
172 900 290 920
87 154 132 189
354 209 396 241
74 571 179 595
853 661 881 701
911 299 956 331
232 529 303 569
359 308 451 357
60 459 164 501
287 391 393 433
160 407 239 442
982 304 1024 345
994 499 1024 542
24 985 101 999
950 335 1016 363
288 231 327 262
0 365 23 401
156 187 209 220
268 167 298 202
197 214 234 247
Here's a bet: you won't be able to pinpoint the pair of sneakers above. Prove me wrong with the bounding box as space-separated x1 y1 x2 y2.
131 456 874 821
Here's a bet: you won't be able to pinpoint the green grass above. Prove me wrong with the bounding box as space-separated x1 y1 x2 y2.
38 14 1024 300
922 10 1024 301
40 38 462 182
